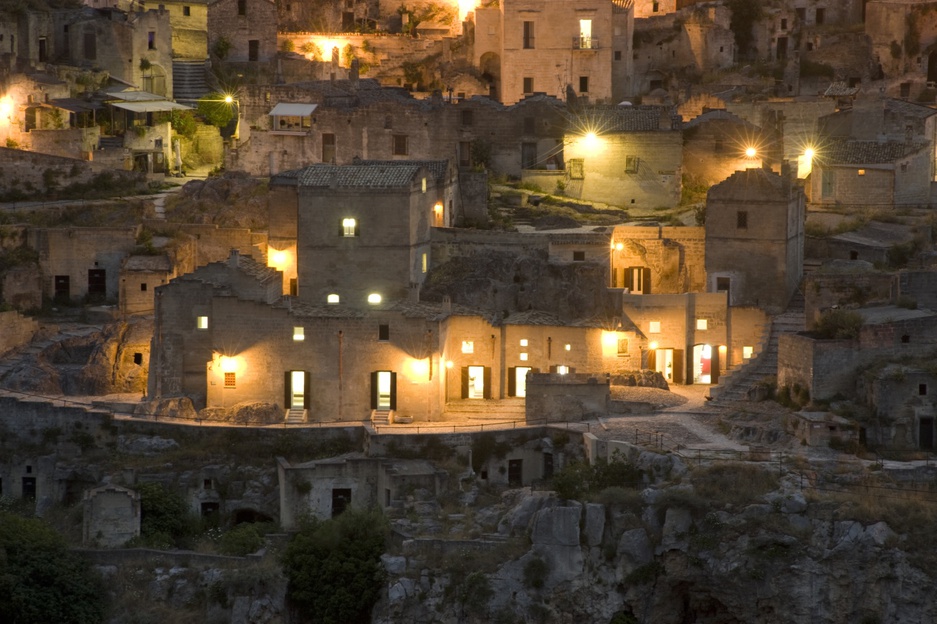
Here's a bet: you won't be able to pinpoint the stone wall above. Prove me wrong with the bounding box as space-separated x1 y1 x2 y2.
208 0 277 63
0 147 140 196
0 310 38 356
2 265 42 311
805 271 895 329
610 225 705 294
899 270 937 312
525 372 609 424
83 485 140 547
27 127 100 160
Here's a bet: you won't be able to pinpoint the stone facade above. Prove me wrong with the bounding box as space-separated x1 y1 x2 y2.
682 109 770 188
866 0 937 83
207 0 276 63
474 0 633 104
82 484 141 547
609 225 706 294
804 267 895 330
119 254 173 316
705 168 805 314
0 310 39 356
159 0 209 60
525 372 609 424
563 106 683 209
859 365 937 450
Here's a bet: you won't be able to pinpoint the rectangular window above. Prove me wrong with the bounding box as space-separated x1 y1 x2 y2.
523 21 535 49
743 346 754 359
520 339 528 347
649 321 661 334
322 133 336 163
523 77 534 94
293 327 304 341
858 169 866 176
615 50 622 61
421 253 428 273
920 384 928 396
573 251 585 261
625 156 639 173
521 142 537 169
140 283 147 291
737 210 748 229
461 340 474 354
617 338 629 356
520 352 528 361
781 18 787 30
393 134 408 156
183 5 190 15
696 319 708 330
378 324 389 341
579 76 589 93
148 31 155 50
579 19 592 49
815 8 824 24
822 169 834 197
461 109 473 126
342 217 357 237
248 39 259 61
238 0 246 15
197 316 208 329
224 372 236 388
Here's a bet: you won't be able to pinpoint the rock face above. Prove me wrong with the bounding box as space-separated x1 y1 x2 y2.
375 482 937 624
166 173 269 229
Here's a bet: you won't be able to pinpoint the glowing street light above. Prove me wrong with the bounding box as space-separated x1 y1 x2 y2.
745 146 757 158
804 147 815 160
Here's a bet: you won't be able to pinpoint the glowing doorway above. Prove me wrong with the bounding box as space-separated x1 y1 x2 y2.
290 370 305 408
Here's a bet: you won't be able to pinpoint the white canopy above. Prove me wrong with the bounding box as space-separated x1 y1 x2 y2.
268 103 317 116
111 101 192 113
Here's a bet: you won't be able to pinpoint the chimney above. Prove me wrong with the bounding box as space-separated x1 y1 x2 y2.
228 248 239 268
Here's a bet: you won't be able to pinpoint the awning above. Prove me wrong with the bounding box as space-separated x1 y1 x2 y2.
51 98 104 113
268 103 317 116
110 101 192 113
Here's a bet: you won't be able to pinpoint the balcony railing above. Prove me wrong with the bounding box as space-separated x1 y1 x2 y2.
573 36 599 50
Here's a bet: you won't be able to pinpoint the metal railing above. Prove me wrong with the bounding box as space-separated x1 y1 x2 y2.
573 36 600 50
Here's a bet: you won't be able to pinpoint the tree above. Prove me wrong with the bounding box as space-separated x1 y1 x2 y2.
137 482 197 546
197 92 235 130
0 512 106 624
281 509 389 624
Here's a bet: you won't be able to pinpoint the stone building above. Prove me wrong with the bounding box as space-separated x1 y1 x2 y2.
158 0 210 60
859 364 937 450
682 109 770 188
207 0 277 63
609 225 706 294
66 7 174 98
82 485 140 547
866 0 937 88
705 167 806 314
562 105 683 209
119 254 173 316
474 0 633 104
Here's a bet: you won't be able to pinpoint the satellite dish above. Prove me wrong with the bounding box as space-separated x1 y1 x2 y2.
618 100 633 106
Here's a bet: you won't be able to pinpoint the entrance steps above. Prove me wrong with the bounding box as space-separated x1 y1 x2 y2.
443 398 526 421
284 407 306 424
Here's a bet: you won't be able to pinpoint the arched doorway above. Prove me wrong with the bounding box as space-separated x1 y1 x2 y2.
479 52 501 101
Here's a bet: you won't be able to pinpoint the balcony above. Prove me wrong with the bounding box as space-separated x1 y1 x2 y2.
573 36 600 50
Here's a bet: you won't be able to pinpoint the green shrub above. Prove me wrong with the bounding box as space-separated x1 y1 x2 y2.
523 557 549 589
218 522 268 556
815 309 863 339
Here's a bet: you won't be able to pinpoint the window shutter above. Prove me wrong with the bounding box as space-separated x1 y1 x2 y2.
625 268 634 291
338 222 343 237
508 367 516 397
389 372 397 410
646 349 656 370
642 267 652 294
303 371 311 409
673 350 684 384
284 371 290 409
712 347 720 385
370 371 378 409
355 221 360 237
460 367 469 399
483 367 492 399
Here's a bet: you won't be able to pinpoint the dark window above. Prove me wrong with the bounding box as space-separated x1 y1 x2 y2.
573 251 585 262
796 8 805 21
140 282 147 291
523 77 534 94
38 37 46 62
183 5 190 16
579 76 589 93
523 21 535 49
543 453 554 478
920 384 928 396
88 269 106 300
508 459 523 486
332 488 351 517
716 277 730 292
614 50 622 61
392 134 408 156
22 477 36 501
248 39 259 61
850 251 859 260
737 210 748 229
133 352 143 365
900 82 911 99
238 0 246 15
322 133 336 162
652 1 659 12
378 324 389 341
902 335 911 344
83 33 96 60
201 502 220 518
625 155 639 173
203 479 213 489
148 31 155 50
461 109 473 126
815 8 824 24
781 18 787 30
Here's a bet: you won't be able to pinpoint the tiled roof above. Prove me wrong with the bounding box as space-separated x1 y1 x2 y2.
820 138 928 165
885 98 937 118
235 254 281 283
683 108 760 130
295 164 423 188
503 310 566 326
709 167 785 195
568 105 680 134
353 158 449 181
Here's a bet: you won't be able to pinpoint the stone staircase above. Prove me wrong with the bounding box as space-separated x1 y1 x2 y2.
708 291 806 403
173 60 211 103
284 407 306 424
98 135 123 150
371 410 391 426
443 398 526 422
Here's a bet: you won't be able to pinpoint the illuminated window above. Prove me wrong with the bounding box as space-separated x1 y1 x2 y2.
293 327 304 341
342 217 357 237
648 321 661 334
327 293 339 304
520 339 528 347
421 177 426 192
743 346 754 359
617 338 629 356
556 365 569 375
696 319 708 330
224 372 236 388
461 341 474 354
421 253 428 273
520 352 528 361
368 293 382 304
564 343 571 351
625 155 639 173
858 169 865 176
197 316 208 329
